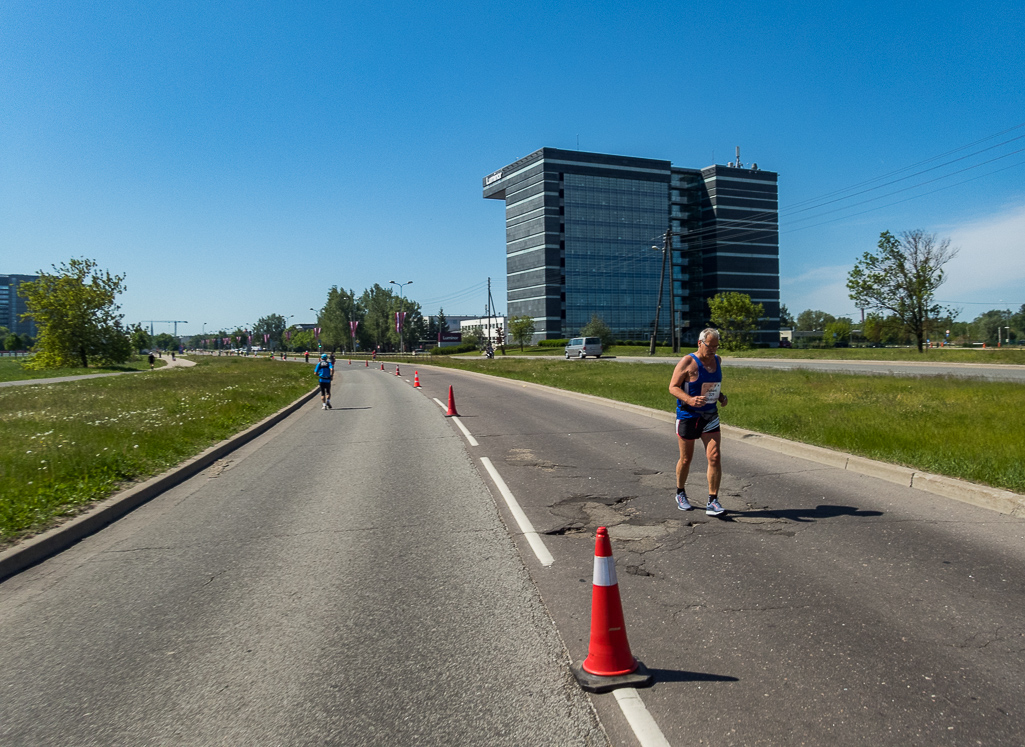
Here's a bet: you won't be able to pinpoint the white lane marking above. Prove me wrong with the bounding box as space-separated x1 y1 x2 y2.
613 689 671 747
432 398 478 446
479 457 554 567
450 416 479 447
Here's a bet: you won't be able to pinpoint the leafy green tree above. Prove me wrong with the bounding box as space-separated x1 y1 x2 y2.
847 229 958 352
778 304 796 328
508 315 536 350
19 257 132 368
154 332 176 350
580 313 614 351
862 313 886 345
318 287 362 352
824 319 852 346
4 333 23 351
254 313 288 350
707 292 764 351
795 309 836 331
130 324 151 353
970 309 1013 345
359 284 396 350
289 328 316 352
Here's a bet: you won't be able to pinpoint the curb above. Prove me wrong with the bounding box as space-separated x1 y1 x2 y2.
0 387 320 582
414 363 1025 519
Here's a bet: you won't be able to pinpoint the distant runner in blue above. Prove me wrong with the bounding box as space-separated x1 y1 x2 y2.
315 353 334 410
669 328 729 516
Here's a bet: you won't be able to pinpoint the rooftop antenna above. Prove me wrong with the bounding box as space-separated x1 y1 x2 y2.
735 146 742 169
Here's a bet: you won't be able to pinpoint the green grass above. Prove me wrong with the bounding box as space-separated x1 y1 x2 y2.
0 357 314 547
450 345 1025 364
0 355 161 382
421 357 1025 495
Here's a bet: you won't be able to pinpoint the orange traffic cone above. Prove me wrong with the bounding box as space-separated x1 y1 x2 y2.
395 365 401 376
381 362 385 370
413 371 421 388
571 527 653 693
348 358 351 364
365 359 368 367
445 386 459 416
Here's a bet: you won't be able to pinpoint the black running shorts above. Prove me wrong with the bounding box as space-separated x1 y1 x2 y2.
676 411 720 440
319 381 331 396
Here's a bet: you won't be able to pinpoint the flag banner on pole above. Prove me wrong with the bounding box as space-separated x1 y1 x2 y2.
350 320 359 337
264 334 269 343
286 329 291 340
395 311 407 334
314 327 321 340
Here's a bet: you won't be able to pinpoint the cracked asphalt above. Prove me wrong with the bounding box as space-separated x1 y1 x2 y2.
430 365 1025 746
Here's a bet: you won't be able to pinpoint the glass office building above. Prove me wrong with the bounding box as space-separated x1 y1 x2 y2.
0 274 39 339
483 148 779 344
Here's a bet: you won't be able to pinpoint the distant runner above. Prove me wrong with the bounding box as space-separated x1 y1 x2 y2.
669 328 729 516
315 353 334 410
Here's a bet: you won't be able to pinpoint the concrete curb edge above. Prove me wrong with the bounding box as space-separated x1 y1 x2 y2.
0 387 320 582
418 362 1025 518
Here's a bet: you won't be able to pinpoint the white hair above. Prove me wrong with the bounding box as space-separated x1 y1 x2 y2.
698 328 720 344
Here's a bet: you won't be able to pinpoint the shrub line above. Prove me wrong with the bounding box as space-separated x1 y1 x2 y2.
0 386 320 582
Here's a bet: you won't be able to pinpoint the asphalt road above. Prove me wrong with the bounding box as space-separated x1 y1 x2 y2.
0 366 605 746
3 362 1024 746
419 365 1025 746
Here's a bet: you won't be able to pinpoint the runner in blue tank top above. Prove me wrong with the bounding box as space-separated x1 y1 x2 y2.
668 328 729 516
314 353 334 410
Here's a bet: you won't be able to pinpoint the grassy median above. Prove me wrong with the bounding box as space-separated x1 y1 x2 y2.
0 357 314 548
421 357 1025 495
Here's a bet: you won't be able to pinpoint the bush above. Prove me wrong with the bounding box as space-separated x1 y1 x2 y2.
429 343 477 355
538 339 569 348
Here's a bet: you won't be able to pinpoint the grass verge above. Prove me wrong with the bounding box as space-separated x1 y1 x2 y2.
0 355 160 382
0 357 313 548
420 357 1025 495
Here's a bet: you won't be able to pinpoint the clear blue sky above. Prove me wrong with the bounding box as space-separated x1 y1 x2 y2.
3 0 1023 337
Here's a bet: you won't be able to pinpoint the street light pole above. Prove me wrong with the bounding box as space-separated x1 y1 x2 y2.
390 280 413 353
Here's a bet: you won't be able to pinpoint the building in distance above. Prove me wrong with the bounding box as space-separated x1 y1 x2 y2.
482 148 779 345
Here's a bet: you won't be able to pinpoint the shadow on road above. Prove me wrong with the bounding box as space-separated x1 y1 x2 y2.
646 667 739 684
722 504 883 523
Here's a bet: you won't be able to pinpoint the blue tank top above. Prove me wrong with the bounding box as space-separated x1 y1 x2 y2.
676 353 722 420
315 361 333 382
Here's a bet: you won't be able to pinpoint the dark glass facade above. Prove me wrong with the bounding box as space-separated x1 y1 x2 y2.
0 274 39 339
484 148 779 344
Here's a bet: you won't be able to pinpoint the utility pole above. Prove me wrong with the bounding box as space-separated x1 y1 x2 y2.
648 230 672 356
668 231 678 354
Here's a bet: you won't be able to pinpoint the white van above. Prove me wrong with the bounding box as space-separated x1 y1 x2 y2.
564 337 603 359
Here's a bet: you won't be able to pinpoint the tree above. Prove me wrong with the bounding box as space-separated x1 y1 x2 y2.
19 257 132 368
795 309 836 331
847 230 958 352
779 304 796 328
580 313 614 351
862 313 886 345
4 333 23 352
130 324 151 353
824 319 851 346
508 315 536 351
707 292 764 351
154 332 176 350
254 313 288 350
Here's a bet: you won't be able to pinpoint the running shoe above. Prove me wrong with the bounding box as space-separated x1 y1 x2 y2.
326 401 332 409
706 496 725 516
676 491 693 511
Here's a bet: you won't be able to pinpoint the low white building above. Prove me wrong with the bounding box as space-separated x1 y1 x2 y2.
459 316 506 346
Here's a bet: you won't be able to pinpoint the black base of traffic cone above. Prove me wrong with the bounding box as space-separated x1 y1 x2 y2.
570 659 654 694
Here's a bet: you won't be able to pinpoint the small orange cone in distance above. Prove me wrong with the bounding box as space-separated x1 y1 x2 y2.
365 359 369 367
445 386 459 416
381 363 385 371
413 371 421 388
395 365 401 376
571 527 653 693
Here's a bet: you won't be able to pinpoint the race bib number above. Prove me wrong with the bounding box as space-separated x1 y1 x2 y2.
702 382 721 403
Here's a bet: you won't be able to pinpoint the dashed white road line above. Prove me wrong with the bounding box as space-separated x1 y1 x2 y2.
429 384 668 745
613 688 672 747
479 457 554 567
432 398 479 446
